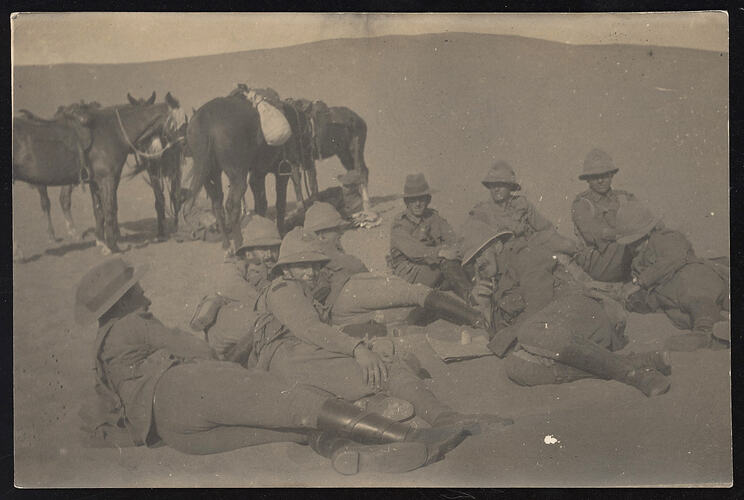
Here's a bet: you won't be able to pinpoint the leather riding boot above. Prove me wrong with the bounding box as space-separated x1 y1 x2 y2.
440 259 475 304
557 338 670 397
423 291 485 329
622 350 672 376
307 430 429 475
316 398 470 447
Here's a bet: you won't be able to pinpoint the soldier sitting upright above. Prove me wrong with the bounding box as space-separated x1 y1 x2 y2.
572 149 637 282
389 173 473 302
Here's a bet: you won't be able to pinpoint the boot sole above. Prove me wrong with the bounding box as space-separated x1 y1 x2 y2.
331 442 429 475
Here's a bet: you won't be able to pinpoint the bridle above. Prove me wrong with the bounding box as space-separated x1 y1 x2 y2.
115 107 184 162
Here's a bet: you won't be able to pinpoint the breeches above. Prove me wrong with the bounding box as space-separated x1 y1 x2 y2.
515 292 624 358
576 242 632 283
655 263 728 331
153 361 325 454
332 272 430 326
392 261 444 288
268 340 451 423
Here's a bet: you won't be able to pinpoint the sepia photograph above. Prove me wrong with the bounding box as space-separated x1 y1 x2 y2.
11 11 730 487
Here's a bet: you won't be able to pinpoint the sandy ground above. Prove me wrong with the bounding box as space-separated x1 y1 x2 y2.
12 33 730 487
12 175 731 488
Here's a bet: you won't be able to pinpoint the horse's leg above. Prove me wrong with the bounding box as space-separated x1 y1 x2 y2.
148 163 167 240
112 173 122 242
350 134 371 211
275 171 289 235
225 174 248 253
99 176 121 254
204 172 228 250
89 181 105 245
249 171 268 216
35 185 57 242
59 185 77 238
304 157 319 202
169 153 183 231
289 161 306 210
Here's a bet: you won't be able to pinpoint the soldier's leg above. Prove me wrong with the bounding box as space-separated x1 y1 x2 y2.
662 264 728 351
268 342 375 402
504 348 593 386
154 360 468 471
575 243 632 283
516 297 670 397
439 259 474 303
333 273 431 325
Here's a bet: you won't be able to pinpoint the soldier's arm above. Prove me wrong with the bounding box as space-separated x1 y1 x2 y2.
390 221 441 265
267 280 362 356
143 316 216 360
571 199 614 247
216 259 256 303
525 199 556 233
436 215 459 246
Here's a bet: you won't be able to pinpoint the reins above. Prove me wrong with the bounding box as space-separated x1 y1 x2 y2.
115 108 184 161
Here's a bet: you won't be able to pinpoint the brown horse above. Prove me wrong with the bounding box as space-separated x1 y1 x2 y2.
186 94 290 252
287 101 371 210
13 92 185 254
15 103 102 242
124 92 188 239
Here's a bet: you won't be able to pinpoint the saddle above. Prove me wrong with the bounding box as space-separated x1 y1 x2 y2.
18 106 95 183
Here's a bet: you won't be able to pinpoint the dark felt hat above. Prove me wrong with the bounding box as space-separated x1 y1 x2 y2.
74 258 149 326
402 173 436 198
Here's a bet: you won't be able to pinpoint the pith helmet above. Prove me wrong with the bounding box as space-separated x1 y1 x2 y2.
482 161 521 190
460 219 514 266
74 258 149 326
236 215 282 254
272 227 330 273
304 202 349 233
402 173 436 198
580 149 619 180
615 202 662 245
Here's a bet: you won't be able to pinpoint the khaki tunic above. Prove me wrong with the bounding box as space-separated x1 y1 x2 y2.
389 208 457 284
571 189 636 282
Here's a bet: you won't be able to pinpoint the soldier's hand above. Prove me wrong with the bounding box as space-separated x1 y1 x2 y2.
353 345 388 390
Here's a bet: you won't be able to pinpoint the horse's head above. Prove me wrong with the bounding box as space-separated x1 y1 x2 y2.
124 91 187 152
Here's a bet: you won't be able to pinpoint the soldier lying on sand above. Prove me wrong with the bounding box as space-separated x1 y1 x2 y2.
77 258 470 475
458 218 672 397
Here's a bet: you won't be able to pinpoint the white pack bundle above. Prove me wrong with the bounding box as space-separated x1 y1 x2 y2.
256 100 292 146
243 88 292 146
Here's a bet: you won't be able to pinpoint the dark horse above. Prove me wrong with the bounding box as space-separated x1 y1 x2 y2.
287 101 371 210
13 92 185 254
15 102 102 242
187 95 292 253
124 92 188 239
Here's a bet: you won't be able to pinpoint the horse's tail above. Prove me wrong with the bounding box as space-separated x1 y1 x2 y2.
184 130 213 217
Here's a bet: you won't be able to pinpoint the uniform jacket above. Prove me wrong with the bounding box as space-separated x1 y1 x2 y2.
572 189 636 250
310 237 369 310
81 309 215 447
252 277 363 368
468 194 553 239
389 208 457 269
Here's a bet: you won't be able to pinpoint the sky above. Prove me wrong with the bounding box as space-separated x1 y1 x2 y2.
11 12 728 66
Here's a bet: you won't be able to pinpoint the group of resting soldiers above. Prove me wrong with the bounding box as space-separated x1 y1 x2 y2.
74 148 730 476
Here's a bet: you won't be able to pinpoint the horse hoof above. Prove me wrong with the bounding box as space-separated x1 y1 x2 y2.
95 239 105 248
100 246 113 256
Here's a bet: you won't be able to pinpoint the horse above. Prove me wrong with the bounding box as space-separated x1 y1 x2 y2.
123 92 188 240
13 92 185 254
14 102 103 242
186 94 291 253
287 100 371 211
